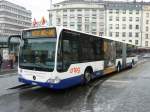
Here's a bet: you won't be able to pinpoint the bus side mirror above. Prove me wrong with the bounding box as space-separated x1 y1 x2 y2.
20 40 24 47
8 35 21 53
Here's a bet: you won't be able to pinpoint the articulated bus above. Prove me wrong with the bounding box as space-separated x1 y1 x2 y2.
8 27 138 89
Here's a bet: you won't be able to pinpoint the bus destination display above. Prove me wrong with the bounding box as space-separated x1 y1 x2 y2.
23 28 56 38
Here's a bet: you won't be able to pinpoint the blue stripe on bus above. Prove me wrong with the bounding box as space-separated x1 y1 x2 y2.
18 70 103 90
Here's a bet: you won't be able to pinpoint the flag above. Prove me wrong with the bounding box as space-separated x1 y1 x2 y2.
41 16 46 25
33 18 37 27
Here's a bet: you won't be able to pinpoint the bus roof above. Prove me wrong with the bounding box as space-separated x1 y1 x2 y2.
22 26 136 46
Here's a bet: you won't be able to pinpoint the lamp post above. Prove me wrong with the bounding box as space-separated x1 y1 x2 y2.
49 0 52 26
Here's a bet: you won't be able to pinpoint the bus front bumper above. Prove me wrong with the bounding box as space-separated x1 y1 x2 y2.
18 76 82 90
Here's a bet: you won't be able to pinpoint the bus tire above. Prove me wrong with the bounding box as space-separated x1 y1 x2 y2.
117 63 121 72
84 69 93 84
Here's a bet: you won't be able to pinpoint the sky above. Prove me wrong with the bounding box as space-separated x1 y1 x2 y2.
6 0 150 22
7 0 64 21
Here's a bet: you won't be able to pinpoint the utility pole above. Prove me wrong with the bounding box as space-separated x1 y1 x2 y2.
49 0 52 26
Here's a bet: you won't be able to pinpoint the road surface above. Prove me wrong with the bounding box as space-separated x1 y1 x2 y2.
0 60 150 112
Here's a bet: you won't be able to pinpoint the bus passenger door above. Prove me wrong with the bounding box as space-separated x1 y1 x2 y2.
103 40 116 74
122 43 127 69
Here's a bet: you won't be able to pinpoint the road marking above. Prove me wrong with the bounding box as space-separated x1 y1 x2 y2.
106 80 130 84
0 73 17 77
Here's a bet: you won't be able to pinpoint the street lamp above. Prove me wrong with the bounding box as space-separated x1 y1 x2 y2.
49 0 52 26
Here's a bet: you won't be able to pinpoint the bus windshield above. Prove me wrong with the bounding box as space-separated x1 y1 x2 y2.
19 38 56 72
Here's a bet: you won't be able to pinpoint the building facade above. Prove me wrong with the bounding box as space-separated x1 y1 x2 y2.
49 0 105 36
49 0 150 47
142 4 150 47
0 0 31 43
0 0 31 37
0 0 31 61
105 1 142 47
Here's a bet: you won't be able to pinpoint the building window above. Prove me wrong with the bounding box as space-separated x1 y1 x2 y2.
135 40 138 45
85 9 90 16
136 10 139 14
129 32 132 37
92 9 97 16
129 10 132 14
129 17 132 21
122 24 126 29
99 32 104 36
85 24 89 32
109 9 113 14
109 32 112 37
92 16 96 22
77 9 82 12
70 9 74 12
129 25 132 29
122 32 126 37
135 32 139 37
146 13 149 18
136 25 139 29
77 17 82 23
122 17 126 21
123 10 126 14
63 10 67 16
85 17 89 23
63 24 67 27
70 24 75 29
145 41 148 46
146 26 149 32
136 17 139 22
109 16 113 21
129 40 132 43
91 22 96 31
92 32 96 35
116 24 119 29
116 9 119 14
109 24 113 29
56 18 61 25
116 17 119 21
116 32 119 37
146 20 149 24
63 16 67 22
145 34 149 39
70 17 75 22
77 24 82 31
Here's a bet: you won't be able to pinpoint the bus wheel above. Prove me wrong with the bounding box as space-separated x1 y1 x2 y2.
117 64 121 72
84 70 92 84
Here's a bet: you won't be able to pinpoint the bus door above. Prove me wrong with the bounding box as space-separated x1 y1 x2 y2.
122 43 127 69
103 40 116 74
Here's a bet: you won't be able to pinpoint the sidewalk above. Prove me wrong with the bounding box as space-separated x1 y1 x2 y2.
0 63 17 75
0 68 17 75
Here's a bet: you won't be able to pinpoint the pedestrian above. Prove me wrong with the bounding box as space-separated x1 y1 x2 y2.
0 54 3 70
9 52 14 69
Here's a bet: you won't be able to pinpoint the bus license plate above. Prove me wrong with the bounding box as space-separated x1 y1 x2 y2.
32 82 37 85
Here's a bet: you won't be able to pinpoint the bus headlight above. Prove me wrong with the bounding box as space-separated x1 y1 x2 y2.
18 68 22 74
47 77 61 84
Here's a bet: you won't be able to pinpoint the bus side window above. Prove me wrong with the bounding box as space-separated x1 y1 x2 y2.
63 40 71 70
93 38 103 61
58 30 80 72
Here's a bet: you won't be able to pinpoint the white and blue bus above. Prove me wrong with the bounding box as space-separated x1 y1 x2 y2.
8 27 138 89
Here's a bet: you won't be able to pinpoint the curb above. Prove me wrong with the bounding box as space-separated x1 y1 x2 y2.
0 69 17 75
137 59 147 64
